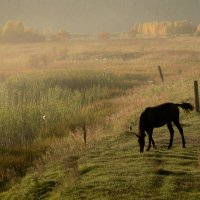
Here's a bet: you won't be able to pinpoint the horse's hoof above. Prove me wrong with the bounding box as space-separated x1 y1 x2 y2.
146 148 150 151
168 145 172 149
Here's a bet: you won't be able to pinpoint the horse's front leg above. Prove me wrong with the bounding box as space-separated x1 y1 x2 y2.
146 128 153 151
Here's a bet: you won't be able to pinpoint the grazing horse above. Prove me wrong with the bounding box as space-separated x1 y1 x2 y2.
135 102 193 153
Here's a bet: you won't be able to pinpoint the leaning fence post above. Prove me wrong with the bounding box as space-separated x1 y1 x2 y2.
158 66 164 82
194 80 200 112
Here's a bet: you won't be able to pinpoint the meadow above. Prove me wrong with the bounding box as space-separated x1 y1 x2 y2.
0 36 199 199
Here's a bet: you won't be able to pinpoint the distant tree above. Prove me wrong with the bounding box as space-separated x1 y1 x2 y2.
0 21 45 43
58 29 70 40
48 29 70 42
195 25 200 36
173 20 196 35
128 24 138 37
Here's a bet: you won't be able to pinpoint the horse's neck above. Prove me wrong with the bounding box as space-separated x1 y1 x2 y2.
139 112 147 136
138 125 145 137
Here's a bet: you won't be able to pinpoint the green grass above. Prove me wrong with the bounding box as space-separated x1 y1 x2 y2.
61 115 200 200
1 112 199 200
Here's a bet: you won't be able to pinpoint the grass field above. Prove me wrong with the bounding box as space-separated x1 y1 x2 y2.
1 80 199 200
0 36 200 199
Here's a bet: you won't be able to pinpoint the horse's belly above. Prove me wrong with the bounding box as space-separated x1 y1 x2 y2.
153 120 167 127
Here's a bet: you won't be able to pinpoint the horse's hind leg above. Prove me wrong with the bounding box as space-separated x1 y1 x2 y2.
167 122 174 149
146 128 153 151
173 120 185 148
151 137 156 149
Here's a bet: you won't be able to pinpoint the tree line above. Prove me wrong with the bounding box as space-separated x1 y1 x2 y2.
129 20 200 37
1 20 200 43
0 21 70 43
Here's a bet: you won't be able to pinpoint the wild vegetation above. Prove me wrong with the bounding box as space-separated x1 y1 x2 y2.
0 31 199 199
2 20 200 44
0 69 147 189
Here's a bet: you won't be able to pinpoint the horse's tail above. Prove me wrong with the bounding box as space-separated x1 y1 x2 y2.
176 103 194 113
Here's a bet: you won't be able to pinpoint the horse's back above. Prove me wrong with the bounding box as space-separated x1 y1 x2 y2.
143 103 179 127
145 103 178 114
153 103 179 114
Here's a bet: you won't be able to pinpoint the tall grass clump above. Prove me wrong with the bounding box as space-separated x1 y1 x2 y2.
0 69 145 144
0 72 112 146
0 69 145 189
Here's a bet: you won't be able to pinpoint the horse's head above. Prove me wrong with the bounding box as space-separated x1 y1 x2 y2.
135 127 145 153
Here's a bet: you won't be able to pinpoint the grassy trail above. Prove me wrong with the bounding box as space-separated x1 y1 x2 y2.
63 114 200 200
1 110 199 200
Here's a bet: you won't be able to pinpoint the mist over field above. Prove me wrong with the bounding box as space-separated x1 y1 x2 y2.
0 1 200 199
0 0 200 33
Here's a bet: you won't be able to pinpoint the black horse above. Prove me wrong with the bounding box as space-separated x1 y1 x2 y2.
135 102 193 153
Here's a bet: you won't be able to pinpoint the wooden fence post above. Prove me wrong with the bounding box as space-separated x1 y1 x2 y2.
158 66 164 82
194 80 200 112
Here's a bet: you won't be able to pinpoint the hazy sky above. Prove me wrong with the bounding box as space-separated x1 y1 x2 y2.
0 0 200 33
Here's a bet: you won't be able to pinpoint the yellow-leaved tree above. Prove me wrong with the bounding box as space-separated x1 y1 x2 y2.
130 20 196 37
0 21 45 43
